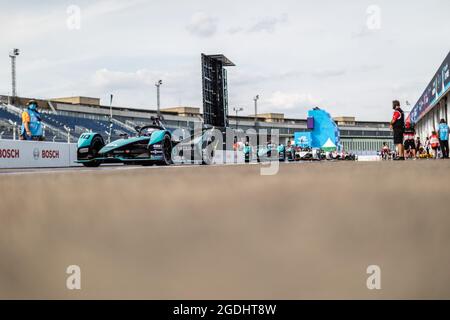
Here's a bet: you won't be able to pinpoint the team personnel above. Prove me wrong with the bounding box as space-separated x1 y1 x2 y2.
381 142 390 160
390 100 405 160
430 131 440 159
424 136 431 156
20 100 43 141
403 122 416 158
415 136 422 152
438 118 449 158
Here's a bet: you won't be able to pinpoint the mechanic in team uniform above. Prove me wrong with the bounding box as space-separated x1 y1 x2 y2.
20 100 43 141
438 118 449 159
403 122 416 158
390 100 405 160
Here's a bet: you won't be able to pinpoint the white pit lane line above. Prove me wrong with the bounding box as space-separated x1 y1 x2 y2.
0 159 338 176
0 162 255 176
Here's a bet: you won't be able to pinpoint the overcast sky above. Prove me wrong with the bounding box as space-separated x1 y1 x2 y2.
0 0 449 121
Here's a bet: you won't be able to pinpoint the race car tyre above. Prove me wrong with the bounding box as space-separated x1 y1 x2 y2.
83 161 101 167
82 135 103 167
279 150 286 162
160 134 173 166
202 148 215 165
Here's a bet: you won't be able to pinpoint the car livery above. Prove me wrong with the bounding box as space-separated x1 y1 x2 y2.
76 120 173 167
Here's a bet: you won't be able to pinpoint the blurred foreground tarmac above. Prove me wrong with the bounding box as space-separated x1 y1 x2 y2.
1 160 450 299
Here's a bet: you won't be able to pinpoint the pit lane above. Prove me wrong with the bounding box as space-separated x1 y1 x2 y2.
1 160 450 299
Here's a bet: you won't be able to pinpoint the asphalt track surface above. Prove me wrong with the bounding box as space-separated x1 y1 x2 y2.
1 160 450 299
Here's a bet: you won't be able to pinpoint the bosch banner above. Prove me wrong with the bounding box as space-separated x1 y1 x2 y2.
0 140 79 168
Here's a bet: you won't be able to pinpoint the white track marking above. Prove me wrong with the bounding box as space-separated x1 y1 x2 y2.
0 162 255 176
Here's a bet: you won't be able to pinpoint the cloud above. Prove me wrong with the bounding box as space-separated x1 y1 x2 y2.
186 12 218 38
227 26 245 35
248 14 288 33
227 14 288 35
268 91 322 110
352 27 375 39
83 0 146 17
312 69 346 78
91 68 183 90
0 0 146 44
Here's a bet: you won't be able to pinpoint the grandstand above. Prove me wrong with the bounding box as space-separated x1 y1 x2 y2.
0 98 135 142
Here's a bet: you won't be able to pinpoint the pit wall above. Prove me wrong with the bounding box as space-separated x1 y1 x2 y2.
0 140 80 168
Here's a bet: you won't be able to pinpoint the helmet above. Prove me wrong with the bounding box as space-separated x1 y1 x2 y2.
27 100 38 111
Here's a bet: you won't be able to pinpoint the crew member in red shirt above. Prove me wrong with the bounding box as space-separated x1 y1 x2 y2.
403 122 416 158
390 100 405 160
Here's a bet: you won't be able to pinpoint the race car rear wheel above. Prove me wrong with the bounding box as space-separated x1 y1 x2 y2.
202 148 215 165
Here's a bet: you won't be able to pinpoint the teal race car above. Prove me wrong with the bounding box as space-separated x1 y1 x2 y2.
256 144 286 162
76 117 173 167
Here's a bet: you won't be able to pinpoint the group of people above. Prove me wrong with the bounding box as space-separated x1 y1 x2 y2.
389 100 449 160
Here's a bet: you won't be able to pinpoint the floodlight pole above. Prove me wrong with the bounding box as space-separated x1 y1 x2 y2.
233 107 243 129
254 95 259 128
155 80 162 118
109 94 114 142
9 49 20 104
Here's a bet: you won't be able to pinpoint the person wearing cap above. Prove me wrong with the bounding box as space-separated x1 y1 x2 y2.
390 100 405 160
20 100 43 141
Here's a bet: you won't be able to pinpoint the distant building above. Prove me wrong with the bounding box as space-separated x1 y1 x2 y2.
51 96 101 106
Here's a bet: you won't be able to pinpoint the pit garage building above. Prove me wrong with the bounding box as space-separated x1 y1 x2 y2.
411 51 450 139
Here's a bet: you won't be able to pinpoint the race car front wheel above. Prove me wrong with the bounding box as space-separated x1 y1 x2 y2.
82 135 103 167
160 134 173 165
83 161 101 167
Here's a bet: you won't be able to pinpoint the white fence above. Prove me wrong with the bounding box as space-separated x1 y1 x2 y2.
0 140 80 168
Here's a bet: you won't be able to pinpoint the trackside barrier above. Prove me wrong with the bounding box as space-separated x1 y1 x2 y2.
0 139 80 168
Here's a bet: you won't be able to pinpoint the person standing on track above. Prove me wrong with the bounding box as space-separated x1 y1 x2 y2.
390 100 405 160
403 122 416 159
20 100 43 141
430 131 440 159
415 136 422 153
425 136 431 156
438 119 449 159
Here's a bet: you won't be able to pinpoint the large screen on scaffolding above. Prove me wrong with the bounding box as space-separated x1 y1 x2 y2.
201 54 234 128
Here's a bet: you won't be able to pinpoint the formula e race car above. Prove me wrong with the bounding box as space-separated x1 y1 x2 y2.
295 147 322 161
327 151 357 161
76 117 222 167
171 126 221 165
286 145 296 161
256 144 286 162
76 117 221 167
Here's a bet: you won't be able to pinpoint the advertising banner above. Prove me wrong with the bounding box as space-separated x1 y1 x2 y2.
410 51 450 124
294 132 312 148
0 140 79 168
